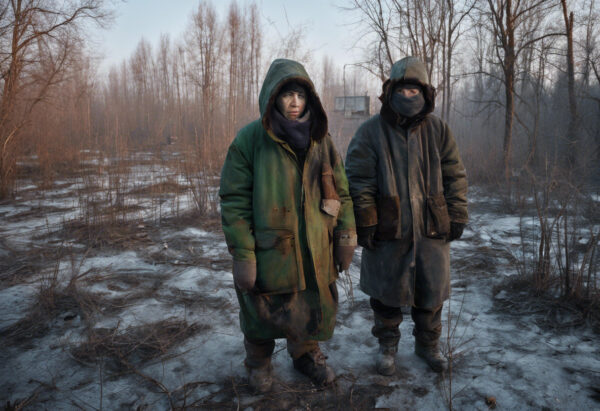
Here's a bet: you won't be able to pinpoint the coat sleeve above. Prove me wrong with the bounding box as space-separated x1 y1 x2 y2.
440 123 468 223
219 137 256 261
329 141 356 234
345 123 379 227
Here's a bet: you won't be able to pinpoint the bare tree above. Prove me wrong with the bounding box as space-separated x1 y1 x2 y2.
560 0 579 167
481 0 561 186
0 0 112 198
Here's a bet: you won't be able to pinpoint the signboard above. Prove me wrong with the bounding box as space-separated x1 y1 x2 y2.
334 96 370 116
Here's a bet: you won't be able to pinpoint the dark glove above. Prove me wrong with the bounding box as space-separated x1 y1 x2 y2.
334 230 357 271
357 226 377 250
448 222 465 241
232 259 256 291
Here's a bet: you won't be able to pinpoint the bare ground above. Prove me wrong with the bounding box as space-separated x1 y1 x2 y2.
1 180 599 410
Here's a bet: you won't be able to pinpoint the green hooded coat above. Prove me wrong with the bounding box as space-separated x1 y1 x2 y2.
345 57 468 309
219 59 356 341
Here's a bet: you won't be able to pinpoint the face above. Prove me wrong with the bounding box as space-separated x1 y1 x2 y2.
395 86 421 98
276 89 306 120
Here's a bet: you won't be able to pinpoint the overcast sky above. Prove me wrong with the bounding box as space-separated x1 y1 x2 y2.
92 0 364 74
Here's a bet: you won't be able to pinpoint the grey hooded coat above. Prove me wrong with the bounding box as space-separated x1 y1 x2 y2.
345 57 468 309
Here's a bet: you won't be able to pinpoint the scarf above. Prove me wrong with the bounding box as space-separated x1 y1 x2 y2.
390 92 425 118
270 107 312 150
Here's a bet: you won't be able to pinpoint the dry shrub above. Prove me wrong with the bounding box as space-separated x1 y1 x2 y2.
71 318 206 371
493 278 600 333
179 145 220 217
498 167 600 333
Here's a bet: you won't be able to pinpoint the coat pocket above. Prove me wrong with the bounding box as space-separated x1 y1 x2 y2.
375 195 401 240
255 229 305 294
426 194 450 238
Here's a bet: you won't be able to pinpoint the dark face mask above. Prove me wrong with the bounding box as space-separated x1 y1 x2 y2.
390 91 425 118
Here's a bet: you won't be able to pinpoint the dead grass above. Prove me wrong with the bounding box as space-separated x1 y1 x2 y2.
0 240 61 286
493 277 600 334
4 205 73 222
1 278 102 346
55 219 151 250
128 181 190 196
158 209 223 233
179 373 396 410
71 318 206 371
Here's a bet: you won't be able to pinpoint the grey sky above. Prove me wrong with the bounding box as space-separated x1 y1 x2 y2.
93 0 363 72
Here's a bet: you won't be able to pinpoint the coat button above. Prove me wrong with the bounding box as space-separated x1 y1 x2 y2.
409 261 416 268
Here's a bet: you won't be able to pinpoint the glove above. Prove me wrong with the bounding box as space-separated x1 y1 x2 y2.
357 226 377 250
334 230 357 271
232 259 256 291
448 222 465 241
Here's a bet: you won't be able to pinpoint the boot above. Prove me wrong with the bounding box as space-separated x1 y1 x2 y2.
371 306 402 376
376 343 397 376
244 337 275 393
415 340 447 373
292 347 335 386
247 361 273 393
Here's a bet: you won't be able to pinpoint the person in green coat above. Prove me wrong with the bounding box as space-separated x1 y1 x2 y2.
345 56 468 375
219 58 356 392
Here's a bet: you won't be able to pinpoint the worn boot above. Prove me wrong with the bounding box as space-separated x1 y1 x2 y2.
247 361 273 393
244 337 275 393
371 304 402 376
415 340 447 373
376 342 398 375
292 347 335 386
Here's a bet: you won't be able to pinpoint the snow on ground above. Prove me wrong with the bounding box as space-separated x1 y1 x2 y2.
1 164 599 409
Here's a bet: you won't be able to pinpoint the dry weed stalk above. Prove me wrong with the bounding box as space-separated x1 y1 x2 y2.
180 147 220 217
440 291 475 410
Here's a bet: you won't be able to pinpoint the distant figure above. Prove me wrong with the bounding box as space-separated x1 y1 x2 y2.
219 58 356 392
345 56 468 375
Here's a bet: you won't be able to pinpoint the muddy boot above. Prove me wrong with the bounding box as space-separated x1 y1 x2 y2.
244 337 275 393
376 342 398 376
292 347 335 386
371 304 402 376
247 362 273 393
415 340 447 373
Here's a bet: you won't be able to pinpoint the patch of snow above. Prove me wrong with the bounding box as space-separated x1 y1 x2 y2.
0 284 38 330
165 267 212 291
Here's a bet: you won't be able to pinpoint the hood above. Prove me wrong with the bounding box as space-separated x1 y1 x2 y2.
259 58 328 141
379 56 436 127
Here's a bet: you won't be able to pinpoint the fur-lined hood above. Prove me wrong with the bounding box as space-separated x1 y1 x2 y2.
379 56 436 127
258 58 328 141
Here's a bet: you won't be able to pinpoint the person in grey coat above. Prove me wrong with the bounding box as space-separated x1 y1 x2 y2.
345 56 468 375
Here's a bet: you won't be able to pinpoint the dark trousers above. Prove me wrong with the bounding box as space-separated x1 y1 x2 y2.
370 298 443 346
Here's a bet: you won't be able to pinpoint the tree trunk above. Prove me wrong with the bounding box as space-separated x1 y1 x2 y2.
561 1 578 169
